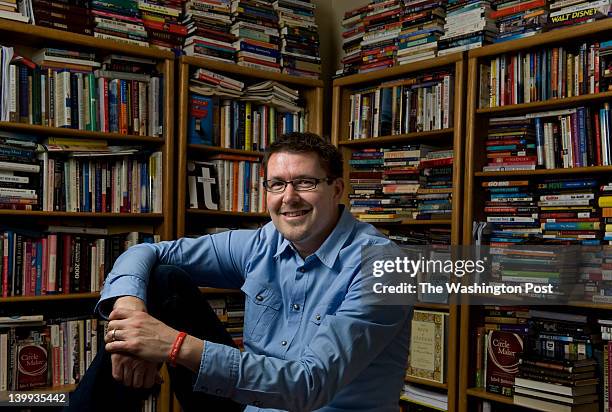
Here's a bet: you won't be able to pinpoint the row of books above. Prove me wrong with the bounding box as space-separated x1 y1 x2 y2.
599 319 612 411
480 39 612 108
0 315 105 390
187 156 266 213
348 71 454 140
0 48 164 137
482 104 611 172
349 146 453 223
0 227 157 298
474 308 600 412
206 293 245 348
0 136 163 213
338 0 612 76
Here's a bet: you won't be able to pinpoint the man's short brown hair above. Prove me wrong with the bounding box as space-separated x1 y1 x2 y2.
263 132 343 179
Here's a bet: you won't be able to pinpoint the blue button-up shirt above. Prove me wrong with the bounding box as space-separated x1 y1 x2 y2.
97 207 410 412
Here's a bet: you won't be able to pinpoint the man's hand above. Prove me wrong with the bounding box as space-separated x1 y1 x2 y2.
105 308 179 364
110 353 162 389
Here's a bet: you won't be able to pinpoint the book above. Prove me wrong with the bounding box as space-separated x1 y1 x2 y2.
406 309 448 383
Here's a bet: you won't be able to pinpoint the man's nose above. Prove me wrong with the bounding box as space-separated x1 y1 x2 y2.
282 183 301 203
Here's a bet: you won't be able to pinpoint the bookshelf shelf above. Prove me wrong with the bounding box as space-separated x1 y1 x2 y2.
0 122 165 145
460 19 612 412
181 56 323 88
199 287 241 295
332 53 466 412
333 52 464 86
0 20 174 59
405 376 449 390
0 211 164 218
0 293 100 303
468 18 612 58
188 144 264 158
476 91 612 115
186 209 269 219
475 165 612 177
0 384 77 396
399 396 446 412
465 388 514 405
176 56 323 237
337 129 454 147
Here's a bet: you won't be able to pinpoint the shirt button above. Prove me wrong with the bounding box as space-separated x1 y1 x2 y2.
298 268 305 272
292 304 300 311
255 295 263 301
281 340 287 346
315 314 321 321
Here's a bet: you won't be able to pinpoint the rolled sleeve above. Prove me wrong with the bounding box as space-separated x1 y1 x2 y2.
96 275 148 319
194 341 241 398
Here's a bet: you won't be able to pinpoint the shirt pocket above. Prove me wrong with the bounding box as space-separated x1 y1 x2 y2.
310 297 342 327
241 278 282 342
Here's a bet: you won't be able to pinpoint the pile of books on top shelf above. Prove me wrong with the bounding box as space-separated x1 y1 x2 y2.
0 133 41 211
183 0 235 63
359 0 402 74
274 0 321 79
438 0 496 56
340 5 367 76
512 311 600 412
91 0 149 47
139 0 187 52
32 0 91 34
231 0 281 72
547 0 611 31
492 0 548 43
396 0 446 65
417 149 453 220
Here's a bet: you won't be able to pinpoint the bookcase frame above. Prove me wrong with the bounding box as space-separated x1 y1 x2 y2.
0 19 176 409
331 52 467 412
459 18 612 412
175 55 324 238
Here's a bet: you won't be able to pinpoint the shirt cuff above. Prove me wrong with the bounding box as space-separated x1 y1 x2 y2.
95 275 148 319
193 341 240 398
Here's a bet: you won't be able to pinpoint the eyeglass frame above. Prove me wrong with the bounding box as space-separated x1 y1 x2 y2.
263 176 337 193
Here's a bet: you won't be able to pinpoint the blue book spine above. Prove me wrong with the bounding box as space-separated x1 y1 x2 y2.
35 240 42 296
534 117 544 166
95 163 102 213
238 42 279 59
108 79 119 133
243 161 250 213
490 192 530 199
488 187 521 193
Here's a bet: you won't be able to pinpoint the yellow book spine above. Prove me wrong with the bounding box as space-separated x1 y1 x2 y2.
245 102 252 151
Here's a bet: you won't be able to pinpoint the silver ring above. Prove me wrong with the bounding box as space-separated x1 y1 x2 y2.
112 329 117 342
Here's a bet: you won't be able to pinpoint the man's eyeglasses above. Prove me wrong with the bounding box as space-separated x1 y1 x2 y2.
263 177 335 193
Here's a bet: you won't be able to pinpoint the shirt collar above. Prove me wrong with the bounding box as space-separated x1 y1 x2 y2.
273 206 356 269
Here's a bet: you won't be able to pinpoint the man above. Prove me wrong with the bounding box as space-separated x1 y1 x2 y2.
70 132 410 411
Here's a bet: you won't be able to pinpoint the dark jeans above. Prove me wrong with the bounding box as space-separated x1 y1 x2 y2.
66 265 244 412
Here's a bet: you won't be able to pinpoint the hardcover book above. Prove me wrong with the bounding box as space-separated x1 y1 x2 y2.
486 330 524 396
406 309 448 383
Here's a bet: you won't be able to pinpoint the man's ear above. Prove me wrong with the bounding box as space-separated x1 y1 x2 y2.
333 178 344 200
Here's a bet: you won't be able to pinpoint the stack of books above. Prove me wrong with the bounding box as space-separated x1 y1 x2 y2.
598 318 612 409
139 0 187 52
438 0 496 56
400 383 448 411
275 0 321 79
492 0 548 43
183 0 236 63
539 178 601 244
417 149 453 220
0 0 29 23
358 0 402 74
231 0 281 72
207 294 246 348
91 0 149 47
0 134 41 211
242 80 301 111
190 67 244 98
32 0 91 34
340 5 367 76
599 181 612 244
513 311 600 411
482 116 537 172
547 0 611 31
396 0 446 65
348 148 387 219
483 179 540 245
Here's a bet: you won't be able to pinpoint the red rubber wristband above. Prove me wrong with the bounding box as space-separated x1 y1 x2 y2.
168 332 187 367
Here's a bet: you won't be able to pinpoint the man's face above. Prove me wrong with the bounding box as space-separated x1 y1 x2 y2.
266 151 344 256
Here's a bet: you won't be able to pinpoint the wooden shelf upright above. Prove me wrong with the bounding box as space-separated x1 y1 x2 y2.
460 19 612 412
175 55 324 237
331 52 468 412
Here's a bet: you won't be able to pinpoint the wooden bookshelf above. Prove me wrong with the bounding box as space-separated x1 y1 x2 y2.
460 20 612 412
199 287 242 295
0 22 175 411
332 52 466 412
175 55 323 237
